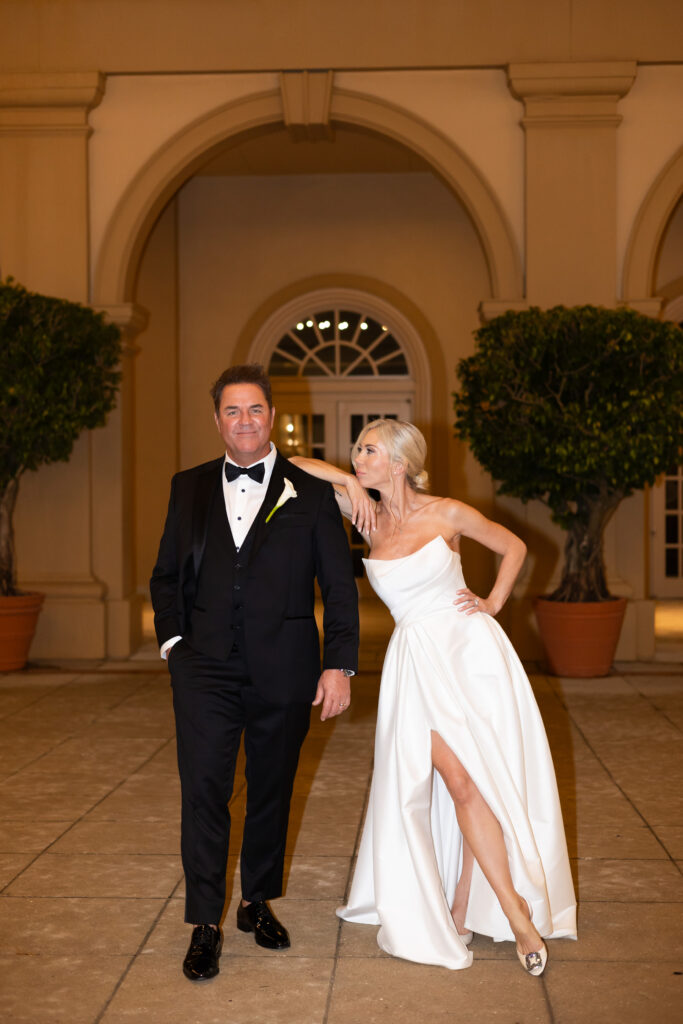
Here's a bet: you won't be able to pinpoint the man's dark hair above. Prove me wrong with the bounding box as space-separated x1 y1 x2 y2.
210 363 273 412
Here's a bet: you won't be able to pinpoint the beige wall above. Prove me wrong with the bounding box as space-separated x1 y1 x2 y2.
3 0 683 658
656 198 683 295
133 200 181 600
3 1 683 72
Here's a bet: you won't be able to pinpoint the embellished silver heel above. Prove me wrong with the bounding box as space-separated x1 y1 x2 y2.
517 943 548 976
516 899 547 976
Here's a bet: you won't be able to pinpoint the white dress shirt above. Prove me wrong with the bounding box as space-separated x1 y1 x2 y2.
222 443 277 549
159 444 277 659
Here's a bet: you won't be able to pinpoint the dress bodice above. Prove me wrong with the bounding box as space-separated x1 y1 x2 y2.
364 535 466 627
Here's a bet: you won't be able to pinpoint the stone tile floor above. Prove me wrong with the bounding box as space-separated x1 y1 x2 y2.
1 600 682 1023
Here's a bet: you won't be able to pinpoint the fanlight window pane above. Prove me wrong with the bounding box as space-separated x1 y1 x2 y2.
339 311 361 336
348 358 374 376
302 357 327 376
269 352 298 375
278 336 306 359
269 309 409 378
339 344 360 373
372 336 400 361
378 355 410 375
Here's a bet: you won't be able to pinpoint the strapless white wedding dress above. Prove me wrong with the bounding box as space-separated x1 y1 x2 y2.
337 535 577 970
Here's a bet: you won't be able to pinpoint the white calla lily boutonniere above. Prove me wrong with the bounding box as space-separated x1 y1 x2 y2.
265 477 297 523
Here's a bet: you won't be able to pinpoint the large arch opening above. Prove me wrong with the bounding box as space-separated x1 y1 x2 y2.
623 143 683 303
93 86 522 647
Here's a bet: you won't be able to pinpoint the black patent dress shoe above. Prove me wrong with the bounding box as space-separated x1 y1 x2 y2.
182 924 222 980
236 900 290 949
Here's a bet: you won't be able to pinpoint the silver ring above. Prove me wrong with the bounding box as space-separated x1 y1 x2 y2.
474 599 479 606
339 702 346 708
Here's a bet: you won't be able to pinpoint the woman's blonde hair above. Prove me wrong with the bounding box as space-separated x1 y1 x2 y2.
353 419 429 492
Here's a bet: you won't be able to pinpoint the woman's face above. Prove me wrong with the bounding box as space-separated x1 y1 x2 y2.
353 429 393 488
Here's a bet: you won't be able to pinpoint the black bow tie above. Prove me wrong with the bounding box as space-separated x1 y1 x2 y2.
225 461 265 484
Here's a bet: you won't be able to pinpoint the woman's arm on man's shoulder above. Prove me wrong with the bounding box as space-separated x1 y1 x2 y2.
289 456 376 535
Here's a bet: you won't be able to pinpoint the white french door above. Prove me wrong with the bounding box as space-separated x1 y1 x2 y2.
650 466 683 597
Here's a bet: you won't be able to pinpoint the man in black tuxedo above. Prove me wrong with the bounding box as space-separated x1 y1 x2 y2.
150 363 358 981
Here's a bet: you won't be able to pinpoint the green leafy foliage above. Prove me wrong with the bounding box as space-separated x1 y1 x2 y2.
0 279 122 594
454 305 683 600
0 279 122 491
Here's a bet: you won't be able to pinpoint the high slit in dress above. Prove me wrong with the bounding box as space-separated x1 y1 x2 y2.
337 535 577 970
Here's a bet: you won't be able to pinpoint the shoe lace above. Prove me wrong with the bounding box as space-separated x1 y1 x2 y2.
191 925 217 950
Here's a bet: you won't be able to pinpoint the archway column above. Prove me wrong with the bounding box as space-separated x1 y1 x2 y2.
499 62 657 662
0 71 104 296
92 304 149 658
508 61 636 307
0 72 121 659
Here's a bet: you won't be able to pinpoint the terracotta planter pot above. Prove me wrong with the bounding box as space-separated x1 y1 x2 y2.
0 593 45 671
533 596 627 678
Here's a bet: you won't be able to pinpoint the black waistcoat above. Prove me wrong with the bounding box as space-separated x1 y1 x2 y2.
186 479 256 660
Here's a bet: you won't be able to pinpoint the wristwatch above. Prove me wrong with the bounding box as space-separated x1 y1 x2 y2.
338 668 355 677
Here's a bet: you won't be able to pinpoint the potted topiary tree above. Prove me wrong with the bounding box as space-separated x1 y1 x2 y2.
454 305 683 676
0 279 122 670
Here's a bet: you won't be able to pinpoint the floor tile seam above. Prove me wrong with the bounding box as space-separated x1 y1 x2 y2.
612 676 683 737
620 669 683 678
27 665 166 677
92 888 176 1024
0 673 146 724
545 675 681 872
0 893 170 901
572 855 673 861
32 851 183 858
0 727 92 782
124 737 176 781
91 674 163 715
322 757 374 1024
0 677 78 719
0 736 185 896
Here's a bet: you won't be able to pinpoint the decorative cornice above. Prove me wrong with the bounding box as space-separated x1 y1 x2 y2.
0 72 105 134
508 61 636 128
280 70 334 141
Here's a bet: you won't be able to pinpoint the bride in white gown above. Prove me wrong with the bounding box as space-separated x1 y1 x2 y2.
291 419 576 974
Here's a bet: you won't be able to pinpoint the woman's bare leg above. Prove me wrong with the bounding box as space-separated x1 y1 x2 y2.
431 731 542 956
450 837 474 935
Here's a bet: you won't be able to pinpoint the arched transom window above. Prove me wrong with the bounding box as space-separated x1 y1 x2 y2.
268 308 410 378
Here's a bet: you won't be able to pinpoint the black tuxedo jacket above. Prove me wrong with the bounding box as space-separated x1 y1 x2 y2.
150 451 359 703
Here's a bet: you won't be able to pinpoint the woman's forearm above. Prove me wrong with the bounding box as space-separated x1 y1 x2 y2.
486 539 527 614
288 455 353 487
289 456 376 534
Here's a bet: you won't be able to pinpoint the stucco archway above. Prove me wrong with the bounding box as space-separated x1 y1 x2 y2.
93 86 523 307
623 144 683 301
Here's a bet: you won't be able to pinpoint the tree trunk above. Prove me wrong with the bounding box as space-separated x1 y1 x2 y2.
550 490 623 602
0 478 19 597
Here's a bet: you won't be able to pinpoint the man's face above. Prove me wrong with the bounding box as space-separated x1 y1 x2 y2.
214 383 275 466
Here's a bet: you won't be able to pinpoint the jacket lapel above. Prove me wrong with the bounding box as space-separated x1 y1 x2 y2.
191 458 223 578
249 452 287 561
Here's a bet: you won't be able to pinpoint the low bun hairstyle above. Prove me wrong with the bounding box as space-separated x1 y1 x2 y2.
354 419 429 492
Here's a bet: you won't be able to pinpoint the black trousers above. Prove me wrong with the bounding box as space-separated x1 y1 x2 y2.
169 639 311 925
